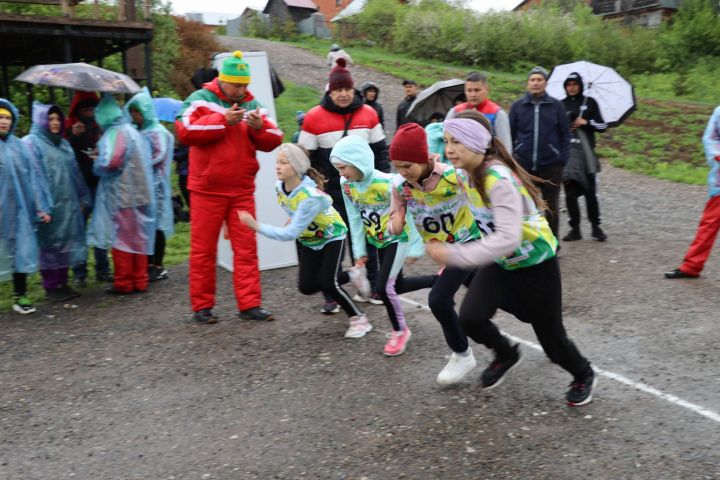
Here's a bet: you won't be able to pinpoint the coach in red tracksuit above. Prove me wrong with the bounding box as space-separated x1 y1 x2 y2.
176 51 283 324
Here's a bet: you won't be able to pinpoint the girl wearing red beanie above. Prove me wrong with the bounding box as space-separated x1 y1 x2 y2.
387 123 483 385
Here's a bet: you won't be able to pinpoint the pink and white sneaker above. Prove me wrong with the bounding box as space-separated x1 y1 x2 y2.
344 314 373 338
383 328 412 356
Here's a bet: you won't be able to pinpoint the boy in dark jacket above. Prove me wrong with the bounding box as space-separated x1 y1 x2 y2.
509 66 570 239
360 82 385 130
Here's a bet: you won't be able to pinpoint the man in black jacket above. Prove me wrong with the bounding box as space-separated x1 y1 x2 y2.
561 72 608 242
396 80 418 129
360 82 384 131
509 66 570 240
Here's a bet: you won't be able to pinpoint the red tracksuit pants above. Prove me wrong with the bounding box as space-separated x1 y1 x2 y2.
189 191 261 312
680 195 720 276
113 249 149 293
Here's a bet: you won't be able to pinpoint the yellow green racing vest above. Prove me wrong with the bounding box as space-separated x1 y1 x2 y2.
395 166 481 244
459 165 558 270
276 183 347 250
342 174 409 248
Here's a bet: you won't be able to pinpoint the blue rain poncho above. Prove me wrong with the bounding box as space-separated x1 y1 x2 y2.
22 102 92 270
0 98 44 279
125 87 174 236
87 94 156 254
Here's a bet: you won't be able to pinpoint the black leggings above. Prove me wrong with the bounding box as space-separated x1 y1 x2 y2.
149 230 166 267
12 272 27 297
376 242 437 331
297 239 361 318
428 265 473 353
459 257 590 379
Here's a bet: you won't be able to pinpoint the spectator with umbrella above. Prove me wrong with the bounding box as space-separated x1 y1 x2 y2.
65 92 113 286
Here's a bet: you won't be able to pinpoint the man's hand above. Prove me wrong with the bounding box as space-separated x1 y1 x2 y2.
38 212 52 224
238 210 259 231
247 108 263 130
572 117 588 129
71 121 85 136
225 104 246 126
425 241 448 265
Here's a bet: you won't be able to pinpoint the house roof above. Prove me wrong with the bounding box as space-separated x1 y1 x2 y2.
331 0 366 21
283 0 319 10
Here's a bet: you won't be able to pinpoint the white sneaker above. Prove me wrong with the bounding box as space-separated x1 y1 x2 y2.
437 349 477 385
352 293 370 303
348 266 372 298
344 314 373 338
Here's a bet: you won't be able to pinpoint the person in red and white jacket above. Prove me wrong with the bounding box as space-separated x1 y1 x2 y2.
446 72 512 152
298 58 390 312
176 51 283 324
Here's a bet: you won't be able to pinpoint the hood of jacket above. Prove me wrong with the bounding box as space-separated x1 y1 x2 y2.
125 87 160 131
68 91 100 123
204 77 256 105
0 97 20 137
94 94 127 131
30 101 65 144
360 82 380 102
320 89 364 115
329 135 375 188
563 71 584 97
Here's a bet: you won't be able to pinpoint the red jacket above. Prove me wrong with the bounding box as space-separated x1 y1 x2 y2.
175 79 283 196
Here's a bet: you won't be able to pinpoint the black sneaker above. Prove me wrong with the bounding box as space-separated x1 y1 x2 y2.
239 307 274 321
664 268 699 279
562 229 582 241
96 272 114 283
105 286 134 295
194 308 218 324
566 369 598 406
591 226 607 242
155 268 168 280
59 284 81 299
46 287 74 302
480 344 522 389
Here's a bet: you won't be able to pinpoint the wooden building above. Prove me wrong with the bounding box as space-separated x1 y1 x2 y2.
262 0 318 27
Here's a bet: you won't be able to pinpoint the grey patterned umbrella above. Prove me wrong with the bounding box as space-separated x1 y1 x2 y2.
15 63 141 94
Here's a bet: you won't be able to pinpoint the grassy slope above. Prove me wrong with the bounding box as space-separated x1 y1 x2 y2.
289 37 714 186
0 81 321 311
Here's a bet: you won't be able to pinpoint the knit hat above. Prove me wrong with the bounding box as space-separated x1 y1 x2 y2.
0 107 11 117
218 51 251 84
328 58 353 91
390 123 429 164
528 66 549 80
280 143 311 176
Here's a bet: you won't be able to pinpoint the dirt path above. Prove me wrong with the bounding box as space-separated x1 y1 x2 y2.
1 39 719 480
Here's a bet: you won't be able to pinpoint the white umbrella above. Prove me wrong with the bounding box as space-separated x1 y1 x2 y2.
406 79 465 123
546 60 636 127
15 63 141 94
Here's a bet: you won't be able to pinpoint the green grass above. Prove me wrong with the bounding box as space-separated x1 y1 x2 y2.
1 81 320 312
285 36 714 187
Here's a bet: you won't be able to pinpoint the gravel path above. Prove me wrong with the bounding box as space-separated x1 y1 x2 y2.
1 38 719 480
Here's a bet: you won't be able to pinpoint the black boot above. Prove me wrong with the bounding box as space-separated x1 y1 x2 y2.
591 226 607 242
562 228 582 241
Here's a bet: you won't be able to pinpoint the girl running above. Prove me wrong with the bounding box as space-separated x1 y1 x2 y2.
330 136 436 356
387 123 483 384
239 143 372 338
425 110 596 406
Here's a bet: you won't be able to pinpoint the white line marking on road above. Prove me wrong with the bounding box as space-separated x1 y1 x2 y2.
399 296 720 424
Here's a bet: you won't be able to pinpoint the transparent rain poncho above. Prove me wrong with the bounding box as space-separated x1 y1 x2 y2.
22 101 92 270
125 87 174 236
0 98 43 279
87 94 156 254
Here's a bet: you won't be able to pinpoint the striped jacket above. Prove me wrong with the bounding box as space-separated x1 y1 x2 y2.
175 78 283 196
299 92 389 192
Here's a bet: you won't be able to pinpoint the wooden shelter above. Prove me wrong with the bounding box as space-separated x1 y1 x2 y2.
0 0 154 101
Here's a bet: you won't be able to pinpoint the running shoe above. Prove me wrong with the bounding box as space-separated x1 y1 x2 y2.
437 349 476 385
194 308 218 324
480 344 522 389
239 307 274 321
344 314 373 338
12 296 36 315
321 301 341 314
368 292 384 305
566 368 597 407
383 328 412 356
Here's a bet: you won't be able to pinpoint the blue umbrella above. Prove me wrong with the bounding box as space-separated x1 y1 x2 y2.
152 97 183 122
